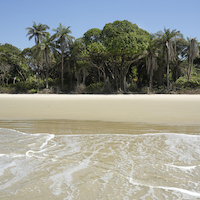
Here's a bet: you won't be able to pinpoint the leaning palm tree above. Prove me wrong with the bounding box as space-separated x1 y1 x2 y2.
155 28 183 90
34 33 56 89
53 23 74 89
26 21 50 45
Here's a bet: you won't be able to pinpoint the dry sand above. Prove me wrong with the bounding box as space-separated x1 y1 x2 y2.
0 94 200 125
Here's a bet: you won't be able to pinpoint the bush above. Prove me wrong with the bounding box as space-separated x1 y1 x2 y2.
13 82 30 93
12 76 38 93
28 88 37 94
175 76 200 89
87 82 104 93
127 83 138 92
0 86 14 93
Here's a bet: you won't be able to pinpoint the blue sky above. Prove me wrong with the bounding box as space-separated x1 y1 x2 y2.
1 0 200 50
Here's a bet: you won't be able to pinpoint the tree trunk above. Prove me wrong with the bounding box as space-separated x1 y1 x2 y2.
46 67 49 89
38 65 41 90
2 75 5 87
16 68 25 82
98 68 101 83
149 68 153 92
68 58 72 89
61 54 64 89
102 70 107 83
188 56 193 81
13 77 16 84
37 72 40 90
123 75 127 92
82 67 86 85
76 72 80 86
166 44 170 90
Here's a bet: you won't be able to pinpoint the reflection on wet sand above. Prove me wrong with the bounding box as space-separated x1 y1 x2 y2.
0 119 200 135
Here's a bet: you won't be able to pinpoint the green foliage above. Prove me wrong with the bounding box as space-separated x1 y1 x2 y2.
10 75 38 93
88 42 106 54
53 23 74 53
1 21 200 94
98 20 151 92
101 20 150 55
0 86 13 93
26 21 50 45
175 76 200 88
28 88 37 94
13 82 35 93
127 83 138 92
0 43 29 84
87 82 104 93
83 28 102 45
131 66 138 82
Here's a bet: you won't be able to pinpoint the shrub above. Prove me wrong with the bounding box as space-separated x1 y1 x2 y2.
12 77 38 93
127 83 138 92
87 82 104 93
28 88 37 94
175 76 200 89
0 86 12 93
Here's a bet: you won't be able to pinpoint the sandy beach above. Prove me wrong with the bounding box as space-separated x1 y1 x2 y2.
1 94 200 199
0 94 200 125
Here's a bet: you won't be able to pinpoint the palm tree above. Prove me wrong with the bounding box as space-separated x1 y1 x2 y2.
26 22 50 89
53 23 74 89
141 35 159 92
155 28 183 90
34 33 56 89
26 21 50 45
186 38 199 80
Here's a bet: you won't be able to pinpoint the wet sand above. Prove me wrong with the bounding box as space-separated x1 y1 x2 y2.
0 94 200 125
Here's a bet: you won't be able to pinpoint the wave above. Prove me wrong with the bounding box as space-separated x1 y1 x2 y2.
0 128 200 199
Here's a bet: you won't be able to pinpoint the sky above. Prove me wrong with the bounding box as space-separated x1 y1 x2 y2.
1 0 200 50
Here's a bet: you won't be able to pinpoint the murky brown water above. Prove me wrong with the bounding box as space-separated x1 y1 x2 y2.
0 120 200 199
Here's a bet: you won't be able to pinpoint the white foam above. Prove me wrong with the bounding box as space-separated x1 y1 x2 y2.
165 164 196 170
157 186 200 197
1 128 200 199
39 134 55 149
54 132 200 139
129 179 200 197
8 154 25 158
49 145 103 196
49 157 91 196
0 161 16 176
0 127 27 135
26 150 46 159
100 171 113 189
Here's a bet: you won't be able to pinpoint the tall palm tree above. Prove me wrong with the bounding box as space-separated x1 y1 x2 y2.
26 22 50 89
34 33 56 89
155 28 183 90
144 35 159 91
53 23 74 89
186 38 199 80
26 21 50 45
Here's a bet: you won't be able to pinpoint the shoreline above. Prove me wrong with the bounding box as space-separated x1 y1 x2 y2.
0 94 200 125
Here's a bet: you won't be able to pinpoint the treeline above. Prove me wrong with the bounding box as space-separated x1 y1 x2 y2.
0 20 200 94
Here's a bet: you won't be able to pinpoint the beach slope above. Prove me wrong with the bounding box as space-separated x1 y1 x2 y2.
0 94 199 125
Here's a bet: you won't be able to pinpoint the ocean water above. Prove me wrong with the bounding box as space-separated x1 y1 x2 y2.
0 120 200 200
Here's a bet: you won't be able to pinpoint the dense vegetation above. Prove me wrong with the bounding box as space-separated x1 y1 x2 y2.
1 20 200 94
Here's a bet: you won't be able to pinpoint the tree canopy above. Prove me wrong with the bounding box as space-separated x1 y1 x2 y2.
0 20 200 94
